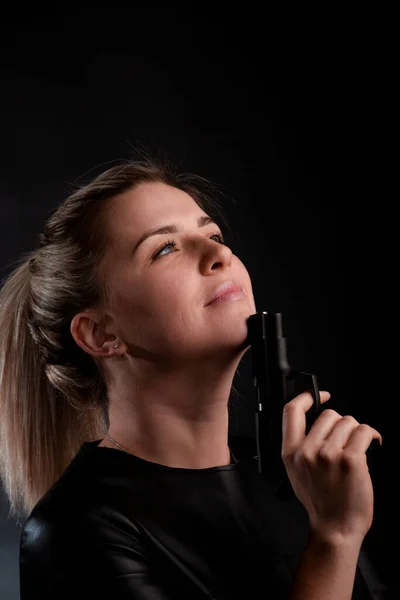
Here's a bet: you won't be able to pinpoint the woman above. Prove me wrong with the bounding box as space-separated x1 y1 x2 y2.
0 158 385 599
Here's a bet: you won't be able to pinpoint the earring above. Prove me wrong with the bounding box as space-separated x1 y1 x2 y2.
113 341 119 349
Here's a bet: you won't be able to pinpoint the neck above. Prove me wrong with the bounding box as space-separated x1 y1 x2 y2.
102 356 241 469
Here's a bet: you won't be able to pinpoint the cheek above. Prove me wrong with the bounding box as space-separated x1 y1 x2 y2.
135 281 199 352
119 270 196 327
150 274 198 325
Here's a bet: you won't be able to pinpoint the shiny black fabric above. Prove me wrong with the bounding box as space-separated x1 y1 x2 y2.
19 435 389 599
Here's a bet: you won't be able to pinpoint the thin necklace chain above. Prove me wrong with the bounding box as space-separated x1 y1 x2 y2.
104 432 238 464
105 432 129 453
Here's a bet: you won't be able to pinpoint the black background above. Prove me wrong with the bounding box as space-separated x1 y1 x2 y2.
0 9 398 599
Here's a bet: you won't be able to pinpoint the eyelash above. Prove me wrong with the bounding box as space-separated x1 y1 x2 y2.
153 232 225 259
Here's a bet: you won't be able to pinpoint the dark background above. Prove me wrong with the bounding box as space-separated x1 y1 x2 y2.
0 10 398 599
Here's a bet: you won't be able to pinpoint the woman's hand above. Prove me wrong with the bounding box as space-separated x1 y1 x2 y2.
281 391 382 545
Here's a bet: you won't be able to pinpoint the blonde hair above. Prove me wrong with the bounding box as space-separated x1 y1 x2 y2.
0 157 229 522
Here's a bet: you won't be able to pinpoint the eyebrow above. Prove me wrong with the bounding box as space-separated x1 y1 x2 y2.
133 215 217 254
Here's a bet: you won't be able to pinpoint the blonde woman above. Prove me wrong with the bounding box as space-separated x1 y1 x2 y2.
0 158 385 599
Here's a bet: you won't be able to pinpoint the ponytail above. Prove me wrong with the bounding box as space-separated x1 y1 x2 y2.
0 256 106 522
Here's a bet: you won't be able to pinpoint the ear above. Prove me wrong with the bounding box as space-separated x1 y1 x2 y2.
70 311 122 358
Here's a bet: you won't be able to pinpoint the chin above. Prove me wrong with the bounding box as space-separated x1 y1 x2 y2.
211 317 251 351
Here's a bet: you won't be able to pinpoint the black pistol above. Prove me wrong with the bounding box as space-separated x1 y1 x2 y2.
247 312 322 497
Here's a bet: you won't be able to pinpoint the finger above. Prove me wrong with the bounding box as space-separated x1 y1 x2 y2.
318 415 360 451
282 391 331 455
344 424 383 454
302 409 344 446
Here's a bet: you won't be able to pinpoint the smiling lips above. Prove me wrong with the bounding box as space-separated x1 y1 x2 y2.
205 280 246 306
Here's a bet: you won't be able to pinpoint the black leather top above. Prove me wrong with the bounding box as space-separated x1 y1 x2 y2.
19 435 387 599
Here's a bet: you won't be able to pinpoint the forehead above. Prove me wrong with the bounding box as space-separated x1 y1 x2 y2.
109 181 205 235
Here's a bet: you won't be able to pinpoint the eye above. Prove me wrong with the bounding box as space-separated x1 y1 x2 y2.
153 232 225 259
153 239 177 259
210 233 225 244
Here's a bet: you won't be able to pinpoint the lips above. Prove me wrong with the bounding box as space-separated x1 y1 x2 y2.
205 280 245 306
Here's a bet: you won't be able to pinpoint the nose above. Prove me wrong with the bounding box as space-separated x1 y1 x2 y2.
200 236 233 273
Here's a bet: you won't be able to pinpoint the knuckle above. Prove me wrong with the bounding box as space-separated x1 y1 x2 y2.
322 408 340 419
300 447 315 465
283 402 295 416
318 446 336 463
357 423 370 433
342 415 359 425
341 450 359 470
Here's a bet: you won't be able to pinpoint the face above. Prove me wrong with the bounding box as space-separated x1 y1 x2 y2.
99 181 256 365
